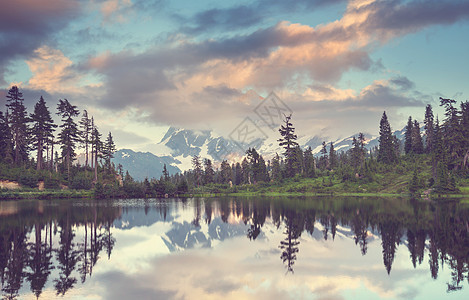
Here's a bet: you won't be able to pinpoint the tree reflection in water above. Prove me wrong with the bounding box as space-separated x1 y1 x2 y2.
0 197 468 298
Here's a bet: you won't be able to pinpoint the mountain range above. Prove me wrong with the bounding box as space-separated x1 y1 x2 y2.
112 126 409 181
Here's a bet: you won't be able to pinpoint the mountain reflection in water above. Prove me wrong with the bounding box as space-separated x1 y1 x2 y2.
0 197 468 299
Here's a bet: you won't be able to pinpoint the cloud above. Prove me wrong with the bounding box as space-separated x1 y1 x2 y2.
177 0 347 34
26 46 82 94
0 0 81 85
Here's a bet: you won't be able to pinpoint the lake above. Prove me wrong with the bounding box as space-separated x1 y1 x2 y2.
0 196 468 299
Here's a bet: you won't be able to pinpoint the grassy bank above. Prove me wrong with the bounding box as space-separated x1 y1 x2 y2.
0 189 93 200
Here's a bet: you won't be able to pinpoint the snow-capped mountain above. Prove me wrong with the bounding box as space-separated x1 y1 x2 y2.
112 149 181 181
111 125 408 179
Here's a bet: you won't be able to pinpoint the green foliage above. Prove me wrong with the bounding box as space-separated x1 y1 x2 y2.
71 172 92 190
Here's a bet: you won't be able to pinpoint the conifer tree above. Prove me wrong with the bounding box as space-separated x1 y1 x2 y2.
423 104 434 153
303 147 315 178
30 96 56 170
461 101 469 169
278 114 298 178
6 86 29 165
220 160 232 183
440 97 463 169
57 99 80 179
0 111 13 163
162 164 170 181
319 141 328 171
79 110 92 167
404 116 413 155
329 142 337 170
241 157 250 184
203 158 214 184
411 120 423 154
191 155 203 186
103 132 116 172
377 111 397 164
91 125 103 182
271 153 282 182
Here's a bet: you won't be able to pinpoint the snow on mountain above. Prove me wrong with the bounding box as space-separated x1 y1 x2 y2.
112 149 181 181
106 124 409 179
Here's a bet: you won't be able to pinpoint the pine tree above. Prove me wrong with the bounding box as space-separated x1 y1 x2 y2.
461 101 469 169
329 142 337 170
220 160 232 184
6 86 29 165
203 158 214 184
377 111 397 164
303 147 315 178
30 96 56 170
278 114 298 178
91 125 103 182
440 97 463 169
162 164 170 181
411 120 423 154
79 110 92 167
241 157 250 184
191 155 203 186
103 132 116 172
404 116 413 155
271 153 282 182
0 111 13 163
319 141 328 171
57 99 80 179
424 104 434 153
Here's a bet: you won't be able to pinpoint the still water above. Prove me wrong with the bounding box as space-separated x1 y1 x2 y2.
0 197 468 299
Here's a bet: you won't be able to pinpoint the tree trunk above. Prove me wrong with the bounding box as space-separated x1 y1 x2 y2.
36 139 42 170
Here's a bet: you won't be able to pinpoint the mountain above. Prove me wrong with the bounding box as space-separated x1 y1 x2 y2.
110 125 409 179
112 149 181 181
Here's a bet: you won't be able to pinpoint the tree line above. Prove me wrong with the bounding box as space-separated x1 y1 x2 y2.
0 85 117 188
143 97 468 196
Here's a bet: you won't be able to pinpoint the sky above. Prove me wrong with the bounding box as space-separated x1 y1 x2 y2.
1 0 469 153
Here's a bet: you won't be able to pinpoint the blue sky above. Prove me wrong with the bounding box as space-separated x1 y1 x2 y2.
1 0 469 151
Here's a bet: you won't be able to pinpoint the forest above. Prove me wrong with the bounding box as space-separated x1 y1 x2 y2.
0 85 468 199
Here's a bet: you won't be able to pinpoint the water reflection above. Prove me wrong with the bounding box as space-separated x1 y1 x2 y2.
0 197 468 299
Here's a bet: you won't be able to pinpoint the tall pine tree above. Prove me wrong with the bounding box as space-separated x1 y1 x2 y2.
423 104 434 153
6 86 29 165
404 116 413 155
377 111 397 164
30 96 56 170
57 99 80 179
79 110 92 167
278 114 298 178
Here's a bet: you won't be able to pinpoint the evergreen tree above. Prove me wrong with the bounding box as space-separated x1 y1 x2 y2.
411 120 424 154
377 111 397 164
241 157 250 184
191 155 203 186
404 116 413 155
91 125 103 182
220 160 232 184
271 153 283 182
6 85 29 165
203 158 214 184
30 96 56 170
162 164 170 181
440 97 463 169
103 132 116 172
278 114 298 178
461 101 469 169
234 162 242 185
0 111 13 163
329 142 337 170
303 147 315 178
319 141 328 171
57 99 80 179
79 110 92 167
424 104 434 154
